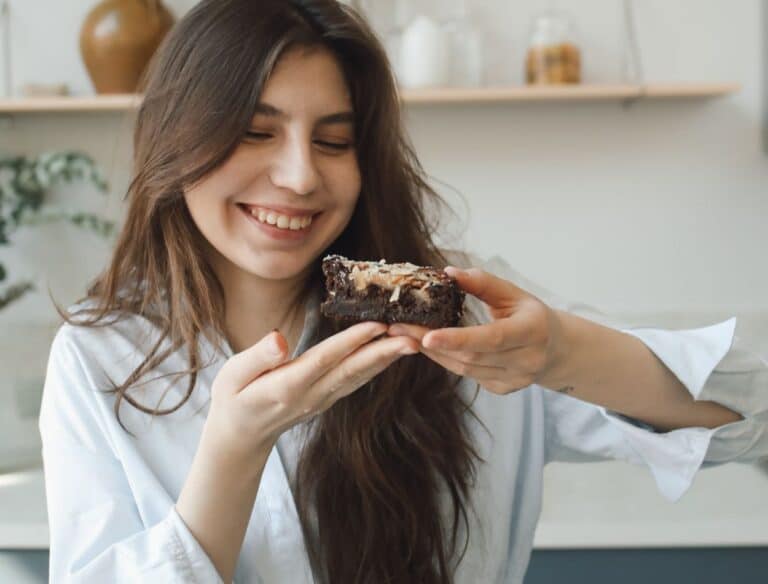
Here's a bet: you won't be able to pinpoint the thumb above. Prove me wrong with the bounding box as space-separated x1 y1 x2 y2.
214 330 288 396
444 266 524 308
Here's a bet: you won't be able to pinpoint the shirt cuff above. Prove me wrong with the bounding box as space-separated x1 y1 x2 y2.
598 317 743 501
167 506 224 583
597 406 720 501
621 317 737 401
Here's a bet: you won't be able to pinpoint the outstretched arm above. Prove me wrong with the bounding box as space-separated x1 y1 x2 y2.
389 266 743 432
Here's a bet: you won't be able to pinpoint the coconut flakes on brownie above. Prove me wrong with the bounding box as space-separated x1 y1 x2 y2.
320 254 464 328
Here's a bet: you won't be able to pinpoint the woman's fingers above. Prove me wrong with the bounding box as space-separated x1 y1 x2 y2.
212 330 289 397
422 319 525 352
419 348 534 394
390 322 538 367
239 321 393 404
389 323 540 392
443 266 525 311
388 323 430 339
309 335 419 413
289 320 388 381
419 347 504 380
220 321 385 398
390 309 542 354
215 322 414 452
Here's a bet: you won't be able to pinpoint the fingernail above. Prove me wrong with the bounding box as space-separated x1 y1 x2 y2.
268 331 284 356
424 335 443 349
400 345 418 356
444 266 461 277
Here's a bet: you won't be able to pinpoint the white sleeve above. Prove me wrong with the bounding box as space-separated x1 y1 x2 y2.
454 252 768 502
39 326 224 583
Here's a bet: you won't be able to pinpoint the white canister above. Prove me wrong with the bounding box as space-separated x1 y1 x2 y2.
397 15 451 89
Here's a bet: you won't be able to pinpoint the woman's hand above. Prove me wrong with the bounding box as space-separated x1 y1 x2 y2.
180 322 416 583
388 267 570 395
207 322 419 458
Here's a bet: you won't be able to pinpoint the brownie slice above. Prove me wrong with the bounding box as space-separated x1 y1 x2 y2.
320 255 464 328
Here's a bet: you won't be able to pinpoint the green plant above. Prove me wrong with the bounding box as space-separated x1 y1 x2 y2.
0 151 117 311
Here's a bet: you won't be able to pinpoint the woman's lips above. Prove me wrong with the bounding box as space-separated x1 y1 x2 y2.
237 203 320 242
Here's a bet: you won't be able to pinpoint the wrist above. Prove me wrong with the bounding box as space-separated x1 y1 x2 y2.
198 416 274 484
535 309 581 391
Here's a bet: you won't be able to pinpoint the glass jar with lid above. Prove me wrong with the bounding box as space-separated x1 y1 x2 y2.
525 12 581 84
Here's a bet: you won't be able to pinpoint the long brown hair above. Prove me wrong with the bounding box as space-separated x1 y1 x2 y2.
56 1 482 582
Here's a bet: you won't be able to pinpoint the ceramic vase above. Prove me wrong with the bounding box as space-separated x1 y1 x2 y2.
80 0 174 94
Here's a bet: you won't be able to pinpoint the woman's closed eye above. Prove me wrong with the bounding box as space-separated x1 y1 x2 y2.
244 131 353 152
313 139 353 152
244 131 272 141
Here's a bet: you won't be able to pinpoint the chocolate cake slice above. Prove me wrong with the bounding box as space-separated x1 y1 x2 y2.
320 255 464 328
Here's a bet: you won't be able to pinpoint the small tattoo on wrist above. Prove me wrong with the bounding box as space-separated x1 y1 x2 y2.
556 385 575 395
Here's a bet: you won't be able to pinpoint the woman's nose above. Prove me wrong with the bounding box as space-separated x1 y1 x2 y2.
268 138 320 196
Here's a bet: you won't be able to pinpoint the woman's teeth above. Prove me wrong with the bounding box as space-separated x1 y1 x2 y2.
250 208 313 231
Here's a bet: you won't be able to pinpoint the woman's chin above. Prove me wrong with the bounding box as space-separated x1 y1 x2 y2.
247 254 317 282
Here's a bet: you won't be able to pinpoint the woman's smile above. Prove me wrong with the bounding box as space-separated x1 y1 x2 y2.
236 202 322 243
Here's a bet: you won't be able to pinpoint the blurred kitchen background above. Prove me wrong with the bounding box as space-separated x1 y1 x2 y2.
1 0 767 582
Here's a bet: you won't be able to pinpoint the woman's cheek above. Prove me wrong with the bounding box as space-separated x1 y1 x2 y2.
336 160 362 207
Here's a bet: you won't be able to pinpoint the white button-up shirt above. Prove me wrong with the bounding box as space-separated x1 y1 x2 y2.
39 254 768 583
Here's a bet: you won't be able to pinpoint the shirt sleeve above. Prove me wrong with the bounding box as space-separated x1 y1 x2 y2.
39 325 224 584
454 252 768 502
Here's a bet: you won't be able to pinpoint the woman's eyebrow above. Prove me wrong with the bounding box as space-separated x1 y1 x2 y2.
253 102 354 126
316 111 355 126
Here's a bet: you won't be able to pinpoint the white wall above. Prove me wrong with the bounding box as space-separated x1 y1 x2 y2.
2 0 767 321
1 0 767 547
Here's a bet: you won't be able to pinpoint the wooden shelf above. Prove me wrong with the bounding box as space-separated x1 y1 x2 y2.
0 83 740 113
401 82 741 103
0 94 142 113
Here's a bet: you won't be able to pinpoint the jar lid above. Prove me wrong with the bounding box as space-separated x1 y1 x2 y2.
529 12 576 45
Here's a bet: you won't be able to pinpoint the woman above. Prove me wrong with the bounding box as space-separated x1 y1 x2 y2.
40 1 768 583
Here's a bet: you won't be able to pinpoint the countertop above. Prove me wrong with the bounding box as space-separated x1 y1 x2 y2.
0 468 48 549
3 462 767 551
535 460 768 548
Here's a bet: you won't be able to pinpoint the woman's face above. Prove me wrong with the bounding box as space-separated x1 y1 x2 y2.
184 46 361 283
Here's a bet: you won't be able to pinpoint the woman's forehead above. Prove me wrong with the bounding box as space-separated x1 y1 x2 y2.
257 47 353 119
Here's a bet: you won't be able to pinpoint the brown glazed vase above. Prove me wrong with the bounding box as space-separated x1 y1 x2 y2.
80 0 174 94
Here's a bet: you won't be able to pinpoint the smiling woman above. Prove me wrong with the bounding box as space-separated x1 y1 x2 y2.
42 1 480 583
36 1 768 584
